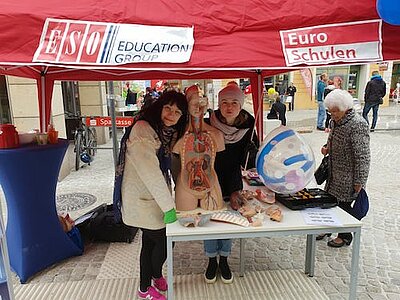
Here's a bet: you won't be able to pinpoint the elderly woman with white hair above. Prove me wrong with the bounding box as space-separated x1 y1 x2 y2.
317 89 371 248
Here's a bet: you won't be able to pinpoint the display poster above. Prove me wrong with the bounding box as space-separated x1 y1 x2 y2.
280 20 382 66
34 18 194 65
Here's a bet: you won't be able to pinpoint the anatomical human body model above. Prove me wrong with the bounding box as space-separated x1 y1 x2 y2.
173 85 225 211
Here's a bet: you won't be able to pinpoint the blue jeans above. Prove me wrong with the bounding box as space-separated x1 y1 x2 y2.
362 103 379 129
317 101 326 128
204 239 232 257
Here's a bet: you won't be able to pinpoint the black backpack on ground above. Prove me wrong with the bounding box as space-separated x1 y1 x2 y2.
76 204 138 243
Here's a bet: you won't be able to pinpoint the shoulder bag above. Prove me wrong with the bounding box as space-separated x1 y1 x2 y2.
314 155 329 185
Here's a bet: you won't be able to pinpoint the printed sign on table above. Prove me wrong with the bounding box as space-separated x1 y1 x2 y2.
301 208 342 227
280 20 382 66
33 18 194 65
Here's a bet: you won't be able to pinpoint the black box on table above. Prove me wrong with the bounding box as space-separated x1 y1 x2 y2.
276 188 338 210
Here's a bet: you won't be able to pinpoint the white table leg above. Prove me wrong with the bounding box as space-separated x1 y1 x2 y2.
305 234 312 274
308 234 316 277
167 237 174 300
349 230 361 300
239 238 245 277
305 234 316 277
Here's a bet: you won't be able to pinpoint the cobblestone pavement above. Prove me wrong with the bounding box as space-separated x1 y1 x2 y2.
2 104 400 299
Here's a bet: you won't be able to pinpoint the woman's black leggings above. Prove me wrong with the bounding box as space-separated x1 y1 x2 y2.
139 227 167 292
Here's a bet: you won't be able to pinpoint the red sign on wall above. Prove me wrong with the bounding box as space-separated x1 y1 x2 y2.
85 116 134 127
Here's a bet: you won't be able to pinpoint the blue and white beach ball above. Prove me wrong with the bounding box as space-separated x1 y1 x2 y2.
256 126 315 194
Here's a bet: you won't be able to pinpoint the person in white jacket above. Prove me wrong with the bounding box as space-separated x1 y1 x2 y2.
121 90 188 300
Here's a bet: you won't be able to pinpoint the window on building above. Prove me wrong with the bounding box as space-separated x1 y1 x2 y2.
348 66 361 97
0 76 11 124
264 73 289 95
317 66 361 97
61 81 80 117
317 66 349 91
264 77 274 91
62 81 81 140
391 63 400 89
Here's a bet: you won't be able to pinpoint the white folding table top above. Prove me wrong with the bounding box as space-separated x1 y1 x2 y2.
167 205 362 237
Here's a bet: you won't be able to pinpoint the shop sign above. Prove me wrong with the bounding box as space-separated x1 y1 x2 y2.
85 116 134 127
33 18 194 65
280 20 382 66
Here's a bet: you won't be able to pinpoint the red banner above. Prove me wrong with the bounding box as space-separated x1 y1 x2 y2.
85 116 134 127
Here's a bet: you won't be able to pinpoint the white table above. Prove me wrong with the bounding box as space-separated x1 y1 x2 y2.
166 205 362 300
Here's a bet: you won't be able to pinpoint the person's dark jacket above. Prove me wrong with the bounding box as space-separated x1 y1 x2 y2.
206 109 259 197
364 75 386 105
286 85 297 96
269 101 286 126
125 88 137 105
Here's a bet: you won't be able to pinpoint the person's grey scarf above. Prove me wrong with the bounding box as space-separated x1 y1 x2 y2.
210 112 249 144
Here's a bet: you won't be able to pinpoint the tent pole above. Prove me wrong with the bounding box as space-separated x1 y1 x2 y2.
107 81 119 169
257 72 263 141
244 72 263 169
40 72 46 132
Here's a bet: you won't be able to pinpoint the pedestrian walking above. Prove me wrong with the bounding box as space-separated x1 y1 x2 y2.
362 71 386 132
316 73 328 131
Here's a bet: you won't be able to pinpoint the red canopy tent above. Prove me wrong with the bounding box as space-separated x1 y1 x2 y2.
1 0 400 135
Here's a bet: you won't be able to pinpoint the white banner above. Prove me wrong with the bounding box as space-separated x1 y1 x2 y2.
33 18 194 65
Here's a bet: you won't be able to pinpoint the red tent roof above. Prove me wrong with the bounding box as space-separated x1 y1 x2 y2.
1 0 399 79
0 0 399 132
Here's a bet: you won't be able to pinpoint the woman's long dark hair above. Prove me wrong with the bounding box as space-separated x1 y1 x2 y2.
139 90 188 140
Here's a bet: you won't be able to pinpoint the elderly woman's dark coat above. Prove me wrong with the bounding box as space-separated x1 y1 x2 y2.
325 109 370 202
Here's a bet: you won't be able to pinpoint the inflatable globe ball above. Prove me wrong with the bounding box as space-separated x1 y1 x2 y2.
256 126 315 194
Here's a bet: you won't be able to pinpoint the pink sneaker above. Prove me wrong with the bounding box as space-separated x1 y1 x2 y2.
137 286 166 300
152 276 168 292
